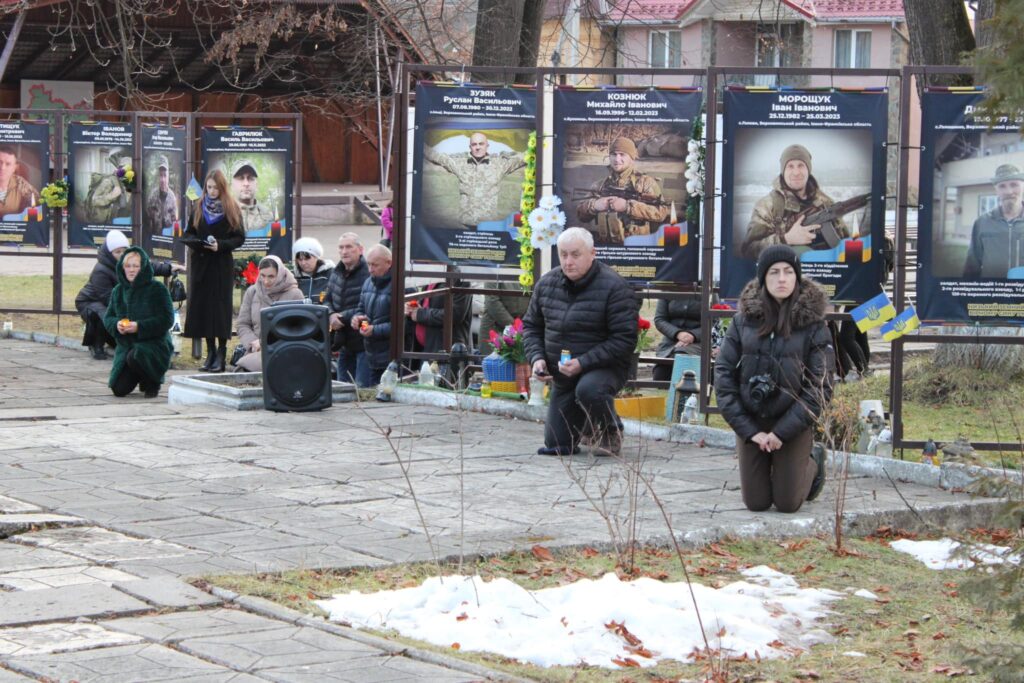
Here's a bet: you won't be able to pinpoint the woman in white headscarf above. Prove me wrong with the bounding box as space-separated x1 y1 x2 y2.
232 255 303 372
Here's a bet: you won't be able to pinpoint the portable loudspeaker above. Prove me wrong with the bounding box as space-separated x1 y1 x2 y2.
260 303 332 412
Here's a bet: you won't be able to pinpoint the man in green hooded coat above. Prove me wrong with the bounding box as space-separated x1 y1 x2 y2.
103 246 174 398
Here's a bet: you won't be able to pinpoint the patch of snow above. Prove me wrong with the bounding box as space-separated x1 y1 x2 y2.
853 589 878 600
890 538 1020 571
316 567 843 669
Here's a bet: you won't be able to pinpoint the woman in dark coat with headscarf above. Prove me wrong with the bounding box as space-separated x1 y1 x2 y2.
76 230 181 360
714 245 834 514
182 169 244 373
103 246 174 398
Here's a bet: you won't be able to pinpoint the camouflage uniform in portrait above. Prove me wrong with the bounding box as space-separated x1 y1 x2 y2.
576 137 669 245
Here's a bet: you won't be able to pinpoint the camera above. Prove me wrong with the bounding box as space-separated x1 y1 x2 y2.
747 373 777 406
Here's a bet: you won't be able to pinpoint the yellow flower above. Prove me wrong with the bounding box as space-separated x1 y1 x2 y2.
520 243 534 256
519 272 534 288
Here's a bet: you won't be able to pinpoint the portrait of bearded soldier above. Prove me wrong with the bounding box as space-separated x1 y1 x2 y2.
575 136 669 245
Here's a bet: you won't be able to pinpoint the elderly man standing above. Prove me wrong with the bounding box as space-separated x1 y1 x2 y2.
576 137 668 244
350 244 394 386
963 163 1024 278
326 232 371 386
523 227 639 456
424 132 525 228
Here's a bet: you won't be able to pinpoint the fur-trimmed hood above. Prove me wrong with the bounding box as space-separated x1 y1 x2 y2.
737 277 828 329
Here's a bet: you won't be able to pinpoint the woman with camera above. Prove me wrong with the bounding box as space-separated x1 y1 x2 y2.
181 169 244 373
714 245 832 513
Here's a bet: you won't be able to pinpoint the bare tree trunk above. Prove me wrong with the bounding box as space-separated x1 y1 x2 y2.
974 0 997 51
471 0 525 83
903 0 975 87
515 0 545 84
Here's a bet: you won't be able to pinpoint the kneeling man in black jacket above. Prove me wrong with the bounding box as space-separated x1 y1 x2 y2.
523 227 640 456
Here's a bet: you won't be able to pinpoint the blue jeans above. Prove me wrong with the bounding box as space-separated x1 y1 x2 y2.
337 349 371 387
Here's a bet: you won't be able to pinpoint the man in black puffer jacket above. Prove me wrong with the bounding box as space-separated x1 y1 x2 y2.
326 232 370 385
523 227 639 456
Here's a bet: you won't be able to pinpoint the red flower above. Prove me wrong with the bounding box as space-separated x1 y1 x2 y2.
638 316 651 330
242 261 259 286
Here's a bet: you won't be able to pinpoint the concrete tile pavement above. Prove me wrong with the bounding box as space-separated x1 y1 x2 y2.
0 336 1002 681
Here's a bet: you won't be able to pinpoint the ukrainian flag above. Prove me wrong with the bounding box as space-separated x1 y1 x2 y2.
880 306 921 342
850 291 896 332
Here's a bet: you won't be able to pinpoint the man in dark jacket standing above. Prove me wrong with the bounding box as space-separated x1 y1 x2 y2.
350 245 393 386
326 232 370 386
523 227 639 456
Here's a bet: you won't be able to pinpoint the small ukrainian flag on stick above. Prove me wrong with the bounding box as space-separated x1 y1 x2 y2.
880 306 921 342
849 291 896 332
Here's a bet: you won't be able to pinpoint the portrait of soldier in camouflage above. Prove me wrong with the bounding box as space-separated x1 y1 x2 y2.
575 136 670 245
423 132 526 229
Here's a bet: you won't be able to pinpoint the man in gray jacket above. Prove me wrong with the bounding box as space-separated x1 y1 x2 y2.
523 227 639 456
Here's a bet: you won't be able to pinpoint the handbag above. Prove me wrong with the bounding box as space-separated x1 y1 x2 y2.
167 274 187 303
229 344 247 367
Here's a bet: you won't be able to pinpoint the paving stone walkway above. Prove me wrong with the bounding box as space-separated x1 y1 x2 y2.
0 337 999 681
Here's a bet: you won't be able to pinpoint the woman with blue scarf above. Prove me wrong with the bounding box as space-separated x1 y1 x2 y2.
182 169 244 372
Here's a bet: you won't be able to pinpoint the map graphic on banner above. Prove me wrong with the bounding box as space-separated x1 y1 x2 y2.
200 126 294 260
917 89 1024 325
0 120 50 247
411 82 536 266
141 123 186 263
719 89 888 302
551 87 703 284
67 120 134 249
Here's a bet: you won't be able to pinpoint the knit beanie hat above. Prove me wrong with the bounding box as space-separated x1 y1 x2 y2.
609 136 638 159
104 230 130 253
779 144 812 175
291 237 324 260
757 244 802 286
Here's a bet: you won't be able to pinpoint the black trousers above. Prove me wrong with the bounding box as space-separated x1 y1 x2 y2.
110 349 159 397
544 367 625 450
82 309 115 348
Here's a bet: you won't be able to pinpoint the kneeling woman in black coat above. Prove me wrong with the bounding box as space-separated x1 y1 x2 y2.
714 245 833 513
103 247 174 398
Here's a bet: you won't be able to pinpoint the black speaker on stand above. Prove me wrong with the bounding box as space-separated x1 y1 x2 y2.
261 303 332 412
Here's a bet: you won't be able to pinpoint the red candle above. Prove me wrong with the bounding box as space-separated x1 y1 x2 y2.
172 220 181 237
845 239 863 264
272 220 283 237
663 224 680 246
26 206 38 222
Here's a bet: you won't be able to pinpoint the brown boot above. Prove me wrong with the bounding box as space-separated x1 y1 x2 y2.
592 429 622 457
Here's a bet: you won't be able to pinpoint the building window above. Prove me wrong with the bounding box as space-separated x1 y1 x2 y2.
834 29 871 68
650 31 681 68
979 194 999 215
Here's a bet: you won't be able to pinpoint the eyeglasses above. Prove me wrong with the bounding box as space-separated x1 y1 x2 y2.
295 252 314 260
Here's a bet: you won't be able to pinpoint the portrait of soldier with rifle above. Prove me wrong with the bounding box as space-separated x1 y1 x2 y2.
575 136 670 245
741 144 867 261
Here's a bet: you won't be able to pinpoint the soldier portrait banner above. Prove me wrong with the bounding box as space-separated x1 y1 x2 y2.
0 120 49 248
719 89 888 302
200 126 293 260
68 120 134 248
141 123 186 263
411 82 536 266
917 89 1024 325
552 87 703 284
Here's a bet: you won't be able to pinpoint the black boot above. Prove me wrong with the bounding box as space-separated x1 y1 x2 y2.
199 348 215 371
207 347 226 373
90 342 110 360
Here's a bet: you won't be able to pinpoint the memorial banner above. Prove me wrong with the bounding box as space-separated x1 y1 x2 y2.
720 89 888 301
141 123 186 263
0 120 49 247
201 126 293 260
918 89 1024 324
68 121 133 248
411 82 536 265
552 87 703 284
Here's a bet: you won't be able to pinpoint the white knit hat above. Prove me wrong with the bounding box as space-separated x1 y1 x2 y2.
291 236 323 260
104 230 130 252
